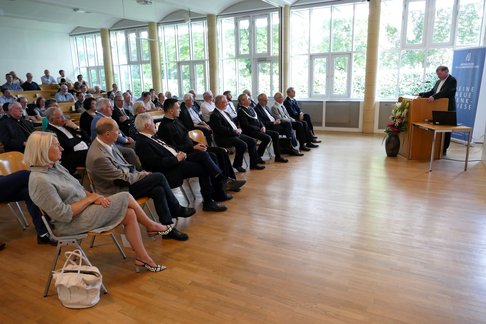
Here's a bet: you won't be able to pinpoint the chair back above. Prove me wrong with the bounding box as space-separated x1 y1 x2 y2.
86 171 96 193
188 129 208 146
0 151 29 175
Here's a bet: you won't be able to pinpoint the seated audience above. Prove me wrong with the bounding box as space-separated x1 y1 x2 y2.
76 74 88 86
159 98 243 183
223 90 238 120
41 69 57 84
112 94 136 137
45 107 90 174
55 84 75 102
210 95 264 172
284 87 321 143
93 85 105 94
133 101 147 116
200 91 215 122
18 97 42 124
242 89 257 108
141 91 156 111
0 102 34 152
26 131 172 272
86 118 194 241
165 91 172 99
9 71 23 85
272 92 317 151
237 93 288 164
180 93 213 144
0 88 17 106
74 91 85 112
57 70 72 84
28 96 47 117
123 91 134 114
155 92 165 109
2 73 22 91
79 97 97 137
21 73 41 91
134 113 239 211
188 89 201 113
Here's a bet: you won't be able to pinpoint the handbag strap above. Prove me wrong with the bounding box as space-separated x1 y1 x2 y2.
60 249 86 274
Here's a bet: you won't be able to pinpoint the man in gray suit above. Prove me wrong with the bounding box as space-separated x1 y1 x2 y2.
86 118 194 241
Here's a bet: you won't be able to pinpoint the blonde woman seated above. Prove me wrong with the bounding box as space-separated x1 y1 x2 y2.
24 131 172 272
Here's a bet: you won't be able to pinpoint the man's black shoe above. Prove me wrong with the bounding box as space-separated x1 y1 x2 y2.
0 242 5 251
250 165 265 170
203 201 228 212
212 193 233 202
234 166 246 172
257 159 266 164
275 156 289 163
288 149 304 156
299 146 311 152
162 228 189 241
307 143 319 148
312 139 322 143
223 178 247 191
37 235 58 246
173 207 196 218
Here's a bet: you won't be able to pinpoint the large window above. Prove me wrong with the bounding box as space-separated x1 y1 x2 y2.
218 11 280 96
111 28 153 97
290 2 369 99
159 21 208 98
378 0 485 99
71 33 105 88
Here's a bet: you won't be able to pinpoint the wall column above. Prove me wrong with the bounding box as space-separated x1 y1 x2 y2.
281 5 291 93
362 0 381 133
148 22 162 94
207 14 219 94
100 28 113 90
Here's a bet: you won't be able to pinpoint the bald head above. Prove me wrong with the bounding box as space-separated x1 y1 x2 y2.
95 118 119 145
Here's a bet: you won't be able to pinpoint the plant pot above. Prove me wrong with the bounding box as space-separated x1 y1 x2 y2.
385 134 400 157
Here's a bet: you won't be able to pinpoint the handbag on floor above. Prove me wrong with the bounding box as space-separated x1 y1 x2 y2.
53 249 103 308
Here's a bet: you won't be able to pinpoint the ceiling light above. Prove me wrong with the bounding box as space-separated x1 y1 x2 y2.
73 8 88 13
136 0 153 5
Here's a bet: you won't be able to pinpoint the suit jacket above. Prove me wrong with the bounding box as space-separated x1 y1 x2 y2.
112 106 135 136
237 106 263 138
271 102 294 122
179 102 196 131
46 124 90 153
283 96 304 120
419 75 457 111
86 139 145 196
254 104 276 128
157 117 196 153
0 116 34 152
209 109 239 138
134 133 185 188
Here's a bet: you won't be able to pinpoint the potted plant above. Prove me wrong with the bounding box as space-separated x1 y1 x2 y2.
384 99 409 157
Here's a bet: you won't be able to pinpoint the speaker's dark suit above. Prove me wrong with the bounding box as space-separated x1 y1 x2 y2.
0 116 34 152
135 133 223 202
210 109 259 168
419 74 457 151
46 124 90 174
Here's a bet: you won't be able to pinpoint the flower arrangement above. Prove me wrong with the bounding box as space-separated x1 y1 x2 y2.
384 99 409 136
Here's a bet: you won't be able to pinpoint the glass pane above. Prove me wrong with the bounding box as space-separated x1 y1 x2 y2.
166 63 178 94
456 0 484 46
192 22 206 60
164 26 177 62
130 65 142 97
113 67 120 86
424 48 453 89
180 64 191 95
255 17 269 54
128 32 138 62
290 9 309 55
119 65 130 93
406 0 426 45
399 49 425 96
117 31 128 65
86 35 96 66
271 12 279 56
332 56 349 96
99 69 106 89
158 26 166 63
271 62 279 95
195 63 206 95
88 69 98 86
238 19 250 55
310 7 330 53
331 5 353 52
110 31 119 65
377 51 399 99
291 55 309 97
221 18 235 59
142 64 152 92
257 62 271 95
222 59 237 94
352 51 366 98
178 24 190 61
76 36 87 67
432 0 454 43
380 0 402 50
95 34 103 66
353 3 369 51
79 67 88 84
238 59 252 94
140 30 150 61
312 57 327 96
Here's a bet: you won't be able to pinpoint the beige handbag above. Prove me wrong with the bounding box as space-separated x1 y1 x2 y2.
53 249 103 308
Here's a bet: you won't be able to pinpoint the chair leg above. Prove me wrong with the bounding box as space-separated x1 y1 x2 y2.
110 233 127 259
44 243 63 297
7 203 26 230
179 187 190 205
76 244 108 294
144 204 158 223
15 202 30 228
184 179 196 201
89 235 96 248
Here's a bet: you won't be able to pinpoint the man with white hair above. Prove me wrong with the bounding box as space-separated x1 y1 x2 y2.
55 84 75 102
21 73 41 91
179 93 213 143
200 90 216 122
41 69 57 84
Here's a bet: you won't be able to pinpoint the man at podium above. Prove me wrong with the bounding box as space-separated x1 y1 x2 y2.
418 65 457 155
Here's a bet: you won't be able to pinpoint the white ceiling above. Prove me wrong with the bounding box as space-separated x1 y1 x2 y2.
0 0 302 33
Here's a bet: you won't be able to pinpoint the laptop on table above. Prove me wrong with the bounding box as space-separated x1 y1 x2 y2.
431 110 457 126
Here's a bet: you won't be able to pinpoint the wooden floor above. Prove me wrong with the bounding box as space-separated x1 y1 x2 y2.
1 132 485 323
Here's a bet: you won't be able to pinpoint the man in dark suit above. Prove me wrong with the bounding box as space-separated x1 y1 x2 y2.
237 93 288 164
419 65 457 154
45 107 90 174
158 99 243 184
134 113 241 212
0 102 34 152
112 94 136 137
179 93 213 145
254 93 303 157
284 87 321 143
86 118 194 241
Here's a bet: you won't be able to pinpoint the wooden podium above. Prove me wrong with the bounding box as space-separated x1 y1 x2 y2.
397 96 449 160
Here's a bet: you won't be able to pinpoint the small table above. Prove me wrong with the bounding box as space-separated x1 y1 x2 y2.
411 122 472 172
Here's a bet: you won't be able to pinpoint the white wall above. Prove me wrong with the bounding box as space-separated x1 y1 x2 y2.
0 17 74 84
